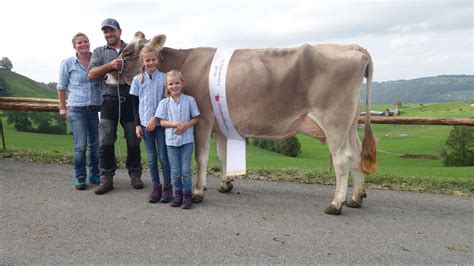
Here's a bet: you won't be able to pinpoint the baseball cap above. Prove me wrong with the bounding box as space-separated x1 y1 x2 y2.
101 18 120 30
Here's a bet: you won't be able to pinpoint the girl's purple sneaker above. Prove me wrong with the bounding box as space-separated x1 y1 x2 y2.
161 184 173 203
170 190 183 207
182 192 192 209
148 185 162 203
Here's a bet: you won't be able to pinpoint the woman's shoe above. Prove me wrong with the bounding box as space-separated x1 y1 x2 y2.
89 175 101 185
75 177 86 190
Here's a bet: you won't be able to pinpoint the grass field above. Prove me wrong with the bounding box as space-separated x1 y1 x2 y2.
1 101 473 195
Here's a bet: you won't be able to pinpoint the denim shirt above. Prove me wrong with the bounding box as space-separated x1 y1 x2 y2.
57 55 101 107
129 70 166 127
156 94 200 147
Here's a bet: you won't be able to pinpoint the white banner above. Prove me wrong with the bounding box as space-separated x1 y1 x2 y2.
209 49 246 176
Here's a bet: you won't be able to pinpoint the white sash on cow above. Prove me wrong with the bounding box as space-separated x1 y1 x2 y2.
209 49 246 176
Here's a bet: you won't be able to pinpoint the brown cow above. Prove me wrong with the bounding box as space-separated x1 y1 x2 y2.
108 32 376 215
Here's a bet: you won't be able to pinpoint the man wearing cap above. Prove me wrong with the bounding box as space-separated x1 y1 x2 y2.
88 18 143 195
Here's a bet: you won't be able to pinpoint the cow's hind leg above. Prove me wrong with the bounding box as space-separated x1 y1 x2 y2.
346 168 367 208
346 126 367 208
324 148 351 215
323 122 360 215
215 132 234 193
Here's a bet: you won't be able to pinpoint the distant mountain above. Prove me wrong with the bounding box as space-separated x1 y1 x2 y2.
360 75 474 105
1 69 472 105
0 69 56 99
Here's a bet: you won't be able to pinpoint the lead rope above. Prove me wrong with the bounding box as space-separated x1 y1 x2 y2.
116 62 124 165
114 53 139 167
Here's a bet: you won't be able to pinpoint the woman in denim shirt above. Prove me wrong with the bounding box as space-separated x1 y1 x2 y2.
57 32 102 190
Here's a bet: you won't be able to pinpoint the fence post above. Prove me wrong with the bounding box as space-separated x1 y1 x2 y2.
0 118 5 150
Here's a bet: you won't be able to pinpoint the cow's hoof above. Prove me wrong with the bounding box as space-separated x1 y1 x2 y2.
324 205 342 215
346 200 362 208
218 182 233 193
346 193 367 208
192 194 204 203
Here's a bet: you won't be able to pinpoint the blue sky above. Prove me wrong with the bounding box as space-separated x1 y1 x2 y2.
0 0 472 83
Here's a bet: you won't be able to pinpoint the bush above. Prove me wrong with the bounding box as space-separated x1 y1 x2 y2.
440 126 474 166
3 111 67 135
252 136 301 157
277 136 301 157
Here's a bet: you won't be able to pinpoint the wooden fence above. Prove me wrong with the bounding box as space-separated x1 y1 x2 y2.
1 97 473 126
0 97 59 112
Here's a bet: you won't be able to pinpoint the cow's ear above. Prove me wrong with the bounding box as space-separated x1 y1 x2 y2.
134 31 146 40
149 34 166 52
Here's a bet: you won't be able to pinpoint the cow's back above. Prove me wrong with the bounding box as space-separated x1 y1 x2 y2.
225 44 370 137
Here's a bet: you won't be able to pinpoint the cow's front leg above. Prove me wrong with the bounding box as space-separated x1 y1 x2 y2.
192 120 213 203
215 133 233 193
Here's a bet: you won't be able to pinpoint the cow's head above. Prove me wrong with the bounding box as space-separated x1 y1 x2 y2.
105 32 166 86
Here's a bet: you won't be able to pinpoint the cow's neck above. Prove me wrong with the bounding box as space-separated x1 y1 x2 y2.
159 47 191 72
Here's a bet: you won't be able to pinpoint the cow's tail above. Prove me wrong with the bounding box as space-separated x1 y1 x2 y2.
360 54 377 175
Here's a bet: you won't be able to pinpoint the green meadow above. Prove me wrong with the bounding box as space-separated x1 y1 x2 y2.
1 101 473 195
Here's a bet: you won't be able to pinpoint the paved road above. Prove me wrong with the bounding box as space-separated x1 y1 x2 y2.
1 159 472 264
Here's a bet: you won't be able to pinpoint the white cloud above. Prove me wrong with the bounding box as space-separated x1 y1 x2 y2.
0 0 472 83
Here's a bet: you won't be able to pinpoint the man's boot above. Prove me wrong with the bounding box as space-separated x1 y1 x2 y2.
95 176 113 195
130 175 144 189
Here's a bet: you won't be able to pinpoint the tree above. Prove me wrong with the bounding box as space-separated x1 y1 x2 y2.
30 112 67 134
40 82 58 90
440 126 474 166
0 57 13 71
4 111 32 132
0 76 11 96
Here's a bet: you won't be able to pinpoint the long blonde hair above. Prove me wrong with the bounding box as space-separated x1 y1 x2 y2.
139 45 160 84
164 69 185 97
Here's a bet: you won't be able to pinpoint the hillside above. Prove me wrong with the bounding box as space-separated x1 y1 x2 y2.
0 69 56 99
360 75 474 104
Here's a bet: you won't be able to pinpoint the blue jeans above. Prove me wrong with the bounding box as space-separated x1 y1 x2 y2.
67 106 100 179
142 126 171 186
167 142 193 193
